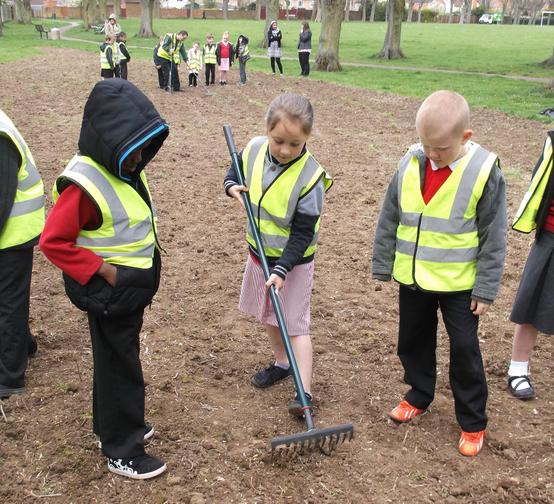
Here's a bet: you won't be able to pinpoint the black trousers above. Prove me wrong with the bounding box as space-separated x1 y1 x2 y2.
398 286 488 432
118 61 128 80
157 67 164 89
298 52 310 75
160 60 180 91
89 309 146 459
0 247 33 390
188 72 198 86
270 57 283 74
205 63 215 85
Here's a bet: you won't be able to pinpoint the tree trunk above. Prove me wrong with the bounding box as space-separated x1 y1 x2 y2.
15 0 32 24
447 0 453 23
417 2 423 22
315 0 343 71
81 0 91 30
256 0 262 21
98 0 107 20
154 0 160 18
189 0 194 19
311 0 318 21
285 0 289 20
540 46 554 66
223 0 228 20
138 0 155 37
378 0 405 59
465 0 471 23
407 0 414 22
344 0 350 22
114 0 121 18
261 0 279 48
458 3 465 24
361 0 366 21
369 0 376 22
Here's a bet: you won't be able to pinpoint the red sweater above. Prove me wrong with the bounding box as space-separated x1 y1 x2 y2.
219 42 230 58
545 197 554 233
39 184 103 286
422 160 452 204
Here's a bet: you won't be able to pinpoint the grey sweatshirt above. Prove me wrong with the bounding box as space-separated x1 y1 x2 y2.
372 144 507 303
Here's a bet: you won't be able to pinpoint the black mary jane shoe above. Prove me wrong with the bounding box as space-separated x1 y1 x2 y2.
508 375 536 400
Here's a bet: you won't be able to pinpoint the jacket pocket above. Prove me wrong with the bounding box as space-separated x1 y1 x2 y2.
63 272 113 315
107 265 157 316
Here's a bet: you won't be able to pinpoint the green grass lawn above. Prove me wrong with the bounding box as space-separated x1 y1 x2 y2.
1 18 553 120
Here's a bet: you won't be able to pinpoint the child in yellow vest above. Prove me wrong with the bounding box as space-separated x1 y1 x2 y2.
372 90 507 457
507 131 554 400
187 42 202 87
99 34 116 79
224 93 332 417
203 33 217 86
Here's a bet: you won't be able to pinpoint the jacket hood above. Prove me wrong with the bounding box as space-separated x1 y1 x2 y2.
78 79 169 181
237 34 249 44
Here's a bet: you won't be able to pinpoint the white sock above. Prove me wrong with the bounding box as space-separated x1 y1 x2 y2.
508 360 529 377
275 362 290 370
508 361 531 391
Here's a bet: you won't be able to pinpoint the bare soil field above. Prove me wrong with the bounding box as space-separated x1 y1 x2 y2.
0 48 552 503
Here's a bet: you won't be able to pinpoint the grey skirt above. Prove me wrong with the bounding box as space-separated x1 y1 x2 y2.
510 230 554 335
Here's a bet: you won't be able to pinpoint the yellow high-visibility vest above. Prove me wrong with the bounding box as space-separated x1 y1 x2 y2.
393 143 497 292
203 44 217 64
242 136 332 258
53 155 159 269
512 134 554 233
100 44 112 69
157 34 182 64
0 110 45 250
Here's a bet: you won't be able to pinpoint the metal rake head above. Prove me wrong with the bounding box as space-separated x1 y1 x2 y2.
271 424 354 459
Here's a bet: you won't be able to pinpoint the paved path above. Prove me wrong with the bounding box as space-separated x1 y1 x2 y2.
57 22 550 84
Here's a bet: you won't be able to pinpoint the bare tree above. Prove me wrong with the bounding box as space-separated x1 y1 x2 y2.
223 0 229 19
417 0 430 22
311 0 319 20
378 0 405 59
154 0 160 18
500 0 510 22
529 0 546 24
361 0 367 21
256 0 262 21
447 0 455 23
189 0 194 19
369 0 376 21
285 0 290 19
345 0 351 21
114 0 121 18
261 0 279 48
511 0 522 24
315 0 344 71
407 0 415 22
98 0 107 20
138 0 156 37
14 0 32 24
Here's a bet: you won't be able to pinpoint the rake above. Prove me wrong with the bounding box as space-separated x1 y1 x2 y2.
223 125 354 458
197 71 215 97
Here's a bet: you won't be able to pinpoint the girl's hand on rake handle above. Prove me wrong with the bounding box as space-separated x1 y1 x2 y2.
265 273 284 293
228 184 248 209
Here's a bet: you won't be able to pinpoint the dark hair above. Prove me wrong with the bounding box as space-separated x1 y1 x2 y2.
117 32 126 41
178 30 188 37
266 93 314 135
302 21 310 31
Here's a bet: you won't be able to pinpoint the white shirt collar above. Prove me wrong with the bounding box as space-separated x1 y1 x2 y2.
429 141 476 171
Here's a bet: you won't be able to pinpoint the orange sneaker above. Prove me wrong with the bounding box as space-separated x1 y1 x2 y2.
459 430 486 457
388 400 426 423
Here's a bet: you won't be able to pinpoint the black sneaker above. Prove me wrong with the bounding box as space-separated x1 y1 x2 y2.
251 363 290 388
287 392 314 418
0 384 24 400
96 424 154 449
107 453 166 480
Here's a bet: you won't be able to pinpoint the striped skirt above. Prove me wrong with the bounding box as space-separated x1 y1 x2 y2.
238 254 314 336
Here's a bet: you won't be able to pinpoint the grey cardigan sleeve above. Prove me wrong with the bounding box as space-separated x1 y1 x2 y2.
371 171 400 281
471 162 507 303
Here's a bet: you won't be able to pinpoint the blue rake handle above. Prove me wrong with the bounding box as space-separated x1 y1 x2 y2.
223 125 315 431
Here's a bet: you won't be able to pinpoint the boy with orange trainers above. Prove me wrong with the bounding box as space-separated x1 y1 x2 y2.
372 90 507 457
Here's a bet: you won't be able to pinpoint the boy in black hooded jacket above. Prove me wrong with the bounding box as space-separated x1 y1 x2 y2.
40 80 169 480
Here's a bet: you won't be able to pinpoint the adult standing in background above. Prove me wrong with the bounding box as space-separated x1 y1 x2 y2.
104 13 121 39
297 21 311 76
0 109 45 399
267 20 283 75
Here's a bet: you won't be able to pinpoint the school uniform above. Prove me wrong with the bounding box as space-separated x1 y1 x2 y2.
510 131 554 335
116 41 131 80
372 142 507 432
157 34 188 91
203 42 217 85
0 110 45 398
40 80 169 460
99 42 115 79
187 48 202 87
297 30 311 76
224 138 332 334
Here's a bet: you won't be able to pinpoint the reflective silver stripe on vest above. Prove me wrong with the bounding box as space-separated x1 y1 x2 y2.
252 230 320 250
0 119 40 191
245 137 267 188
9 195 45 217
68 162 152 248
93 242 154 259
398 146 493 234
396 238 478 263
